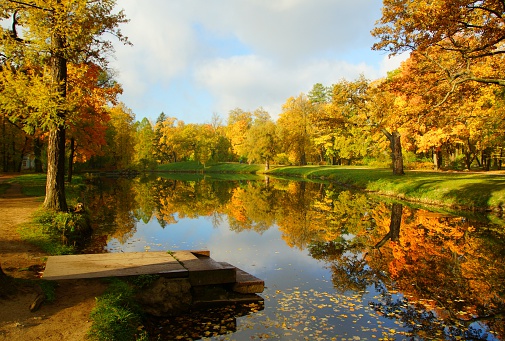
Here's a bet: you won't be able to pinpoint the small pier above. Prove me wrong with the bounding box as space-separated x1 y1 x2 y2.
43 250 264 294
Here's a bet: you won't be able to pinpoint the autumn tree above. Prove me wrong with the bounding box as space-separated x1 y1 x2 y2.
277 94 316 165
386 49 505 170
0 0 128 211
226 108 252 161
366 77 406 175
66 62 122 181
106 103 136 170
373 0 505 87
313 79 377 166
244 108 278 170
153 112 171 164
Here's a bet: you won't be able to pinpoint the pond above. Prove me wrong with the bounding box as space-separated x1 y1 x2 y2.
82 174 505 340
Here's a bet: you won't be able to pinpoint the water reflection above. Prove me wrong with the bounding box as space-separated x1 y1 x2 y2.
83 174 505 340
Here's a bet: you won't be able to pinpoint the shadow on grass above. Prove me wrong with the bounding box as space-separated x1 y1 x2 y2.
440 178 505 210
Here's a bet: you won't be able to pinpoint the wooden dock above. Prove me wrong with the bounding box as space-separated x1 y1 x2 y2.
42 250 264 294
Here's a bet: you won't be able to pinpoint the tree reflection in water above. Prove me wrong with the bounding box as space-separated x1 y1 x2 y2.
83 175 505 339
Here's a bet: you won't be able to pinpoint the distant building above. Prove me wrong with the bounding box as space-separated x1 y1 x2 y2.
22 153 36 170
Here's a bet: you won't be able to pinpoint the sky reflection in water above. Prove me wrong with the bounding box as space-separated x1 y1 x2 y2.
94 177 503 340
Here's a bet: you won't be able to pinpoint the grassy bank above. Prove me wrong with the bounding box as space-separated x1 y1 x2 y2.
267 166 505 211
156 162 505 211
157 161 263 173
7 174 88 255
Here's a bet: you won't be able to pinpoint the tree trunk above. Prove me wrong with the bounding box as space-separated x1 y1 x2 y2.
43 27 68 211
2 112 6 172
44 127 68 211
68 138 75 183
433 147 443 170
375 203 403 249
34 137 43 172
0 264 14 298
382 129 404 175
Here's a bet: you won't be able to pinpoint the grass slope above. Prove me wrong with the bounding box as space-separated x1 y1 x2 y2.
267 166 505 211
154 162 505 210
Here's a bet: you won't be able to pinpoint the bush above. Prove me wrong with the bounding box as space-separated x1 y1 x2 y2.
88 279 147 341
361 155 390 168
34 209 92 248
274 153 291 165
404 151 433 170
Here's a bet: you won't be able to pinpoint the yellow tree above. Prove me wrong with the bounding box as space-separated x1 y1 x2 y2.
106 103 136 170
244 108 278 170
0 0 129 211
386 49 505 169
226 108 252 161
373 0 505 87
277 94 315 165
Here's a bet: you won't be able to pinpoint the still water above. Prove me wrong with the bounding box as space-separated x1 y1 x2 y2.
83 174 505 340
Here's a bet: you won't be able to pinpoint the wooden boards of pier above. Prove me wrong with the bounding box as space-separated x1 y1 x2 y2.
42 250 264 294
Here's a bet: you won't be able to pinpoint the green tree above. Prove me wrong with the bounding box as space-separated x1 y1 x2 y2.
134 117 156 171
153 112 171 164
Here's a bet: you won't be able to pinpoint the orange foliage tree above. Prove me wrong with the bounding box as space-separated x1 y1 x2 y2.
66 62 122 180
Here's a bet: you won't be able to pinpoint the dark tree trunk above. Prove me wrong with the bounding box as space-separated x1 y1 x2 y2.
68 137 75 183
43 28 68 211
463 139 475 170
433 147 443 170
0 264 14 298
300 152 307 166
382 129 404 175
1 112 6 172
34 137 43 172
44 127 68 211
375 203 403 249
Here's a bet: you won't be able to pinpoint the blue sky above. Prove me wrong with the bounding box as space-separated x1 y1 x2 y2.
112 0 408 124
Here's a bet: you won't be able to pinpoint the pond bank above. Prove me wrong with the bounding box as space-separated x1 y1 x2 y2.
265 166 505 213
155 162 505 212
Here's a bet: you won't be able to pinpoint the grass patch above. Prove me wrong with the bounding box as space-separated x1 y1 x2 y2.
88 278 148 341
156 161 262 174
7 173 85 204
267 166 505 211
8 174 47 196
18 212 76 255
0 183 9 195
157 161 204 172
155 162 505 210
37 280 57 302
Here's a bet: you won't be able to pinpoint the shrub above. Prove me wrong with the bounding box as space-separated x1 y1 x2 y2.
88 279 147 341
34 209 92 248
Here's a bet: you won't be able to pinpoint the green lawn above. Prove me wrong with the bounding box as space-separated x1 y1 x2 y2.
267 166 505 211
153 162 505 210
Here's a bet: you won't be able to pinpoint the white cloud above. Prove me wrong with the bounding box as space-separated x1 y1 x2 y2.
379 52 411 76
111 0 396 122
113 1 198 96
195 55 381 118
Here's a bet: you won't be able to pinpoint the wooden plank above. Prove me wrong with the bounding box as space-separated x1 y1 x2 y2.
233 268 265 294
42 252 187 280
174 253 236 286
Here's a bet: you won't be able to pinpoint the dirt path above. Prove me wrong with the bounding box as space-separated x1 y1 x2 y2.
0 174 106 341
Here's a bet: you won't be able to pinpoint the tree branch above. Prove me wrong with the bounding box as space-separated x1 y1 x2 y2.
6 0 52 12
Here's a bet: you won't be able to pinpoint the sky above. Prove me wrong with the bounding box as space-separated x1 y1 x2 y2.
111 0 408 124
